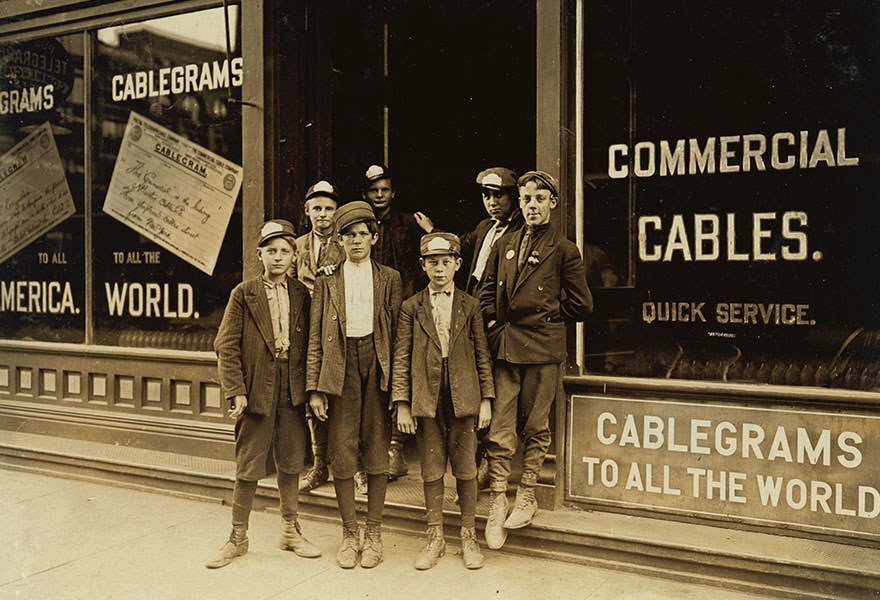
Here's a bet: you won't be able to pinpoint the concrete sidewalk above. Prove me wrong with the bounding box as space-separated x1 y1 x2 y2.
1 469 778 600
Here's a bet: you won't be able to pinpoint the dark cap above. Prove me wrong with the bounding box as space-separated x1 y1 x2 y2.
364 164 391 185
335 200 376 233
517 170 559 197
476 167 517 190
305 180 340 203
258 219 297 247
420 232 461 257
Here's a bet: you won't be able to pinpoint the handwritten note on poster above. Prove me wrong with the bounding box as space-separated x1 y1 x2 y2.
103 112 242 275
0 122 75 264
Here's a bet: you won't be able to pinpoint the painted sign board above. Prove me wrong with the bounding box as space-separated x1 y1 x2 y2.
103 111 242 275
568 394 880 540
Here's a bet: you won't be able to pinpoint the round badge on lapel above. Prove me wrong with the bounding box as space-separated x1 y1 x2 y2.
505 249 515 260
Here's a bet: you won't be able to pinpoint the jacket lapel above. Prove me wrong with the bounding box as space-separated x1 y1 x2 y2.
327 267 346 333
513 228 558 295
372 261 384 326
498 231 521 303
286 276 302 333
416 288 441 350
307 231 317 273
244 278 276 354
448 290 467 348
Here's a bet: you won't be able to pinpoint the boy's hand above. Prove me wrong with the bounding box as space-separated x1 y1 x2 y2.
413 211 434 233
318 264 338 276
309 392 329 421
228 395 248 419
396 402 417 434
478 398 492 430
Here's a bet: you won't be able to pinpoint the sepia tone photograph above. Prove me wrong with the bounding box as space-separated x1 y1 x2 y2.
0 1 878 598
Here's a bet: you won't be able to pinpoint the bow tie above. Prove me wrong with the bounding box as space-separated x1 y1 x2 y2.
430 290 451 297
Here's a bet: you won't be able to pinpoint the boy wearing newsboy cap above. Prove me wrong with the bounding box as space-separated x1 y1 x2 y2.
479 171 593 549
208 219 320 568
392 232 495 570
306 201 403 569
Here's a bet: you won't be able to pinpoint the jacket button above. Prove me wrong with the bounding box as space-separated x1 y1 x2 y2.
331 314 337 320
499 281 504 286
536 307 541 312
327 336 333 342
537 285 544 291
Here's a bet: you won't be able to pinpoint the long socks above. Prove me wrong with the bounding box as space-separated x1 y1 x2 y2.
231 479 258 526
366 473 388 527
277 471 299 520
334 477 357 529
456 477 477 529
423 478 445 527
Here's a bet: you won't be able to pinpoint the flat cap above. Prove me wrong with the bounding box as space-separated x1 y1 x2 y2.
258 219 297 246
305 179 339 202
476 167 517 190
364 164 391 184
420 232 461 257
335 200 376 233
517 170 559 197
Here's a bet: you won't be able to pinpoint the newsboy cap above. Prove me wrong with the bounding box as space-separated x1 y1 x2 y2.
334 200 376 233
258 219 297 246
420 232 461 257
517 170 559 197
476 167 517 190
364 164 391 185
305 179 340 203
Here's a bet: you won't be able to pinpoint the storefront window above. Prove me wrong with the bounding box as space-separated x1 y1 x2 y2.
0 34 85 342
583 2 880 390
93 7 242 350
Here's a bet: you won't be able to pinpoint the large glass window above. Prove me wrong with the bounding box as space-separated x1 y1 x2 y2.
583 2 880 390
0 34 85 342
93 7 242 351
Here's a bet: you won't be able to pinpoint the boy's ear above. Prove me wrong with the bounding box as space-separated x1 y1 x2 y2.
419 257 427 272
550 196 558 209
453 257 462 272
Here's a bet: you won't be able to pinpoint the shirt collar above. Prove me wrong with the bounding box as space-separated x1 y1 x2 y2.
262 275 288 289
429 282 455 296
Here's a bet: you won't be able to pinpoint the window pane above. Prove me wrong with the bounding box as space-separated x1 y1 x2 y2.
0 34 85 342
93 7 242 351
584 2 880 390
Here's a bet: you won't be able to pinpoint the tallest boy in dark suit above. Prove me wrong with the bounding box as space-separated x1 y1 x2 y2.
479 171 593 550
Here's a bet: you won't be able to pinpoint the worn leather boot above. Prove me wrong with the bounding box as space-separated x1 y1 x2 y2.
336 525 360 569
504 485 537 529
205 524 248 569
280 518 322 558
460 526 485 569
387 442 408 480
360 524 384 568
484 491 508 550
414 525 446 570
298 463 329 492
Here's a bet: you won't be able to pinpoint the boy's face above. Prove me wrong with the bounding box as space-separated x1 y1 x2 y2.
481 188 514 220
519 181 557 226
363 177 394 212
257 236 296 279
306 196 337 234
339 221 377 263
420 254 461 288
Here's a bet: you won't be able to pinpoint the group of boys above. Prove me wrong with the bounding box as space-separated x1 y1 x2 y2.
207 164 593 572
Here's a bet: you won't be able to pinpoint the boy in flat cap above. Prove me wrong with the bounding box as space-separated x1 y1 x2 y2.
479 171 593 549
306 201 403 569
361 164 433 480
459 166 524 488
392 232 494 570
461 167 524 296
295 180 346 493
207 219 320 569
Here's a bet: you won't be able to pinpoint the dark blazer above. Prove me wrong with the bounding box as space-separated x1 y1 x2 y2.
479 225 593 364
391 288 495 418
306 260 403 396
294 230 345 294
459 208 523 295
214 276 310 415
373 207 425 299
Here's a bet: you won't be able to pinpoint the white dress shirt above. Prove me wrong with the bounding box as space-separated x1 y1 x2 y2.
343 259 374 337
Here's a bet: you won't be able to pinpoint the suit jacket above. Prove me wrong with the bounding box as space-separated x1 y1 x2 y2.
214 276 310 415
306 260 403 396
479 224 593 364
391 287 495 418
459 208 523 295
294 230 345 294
